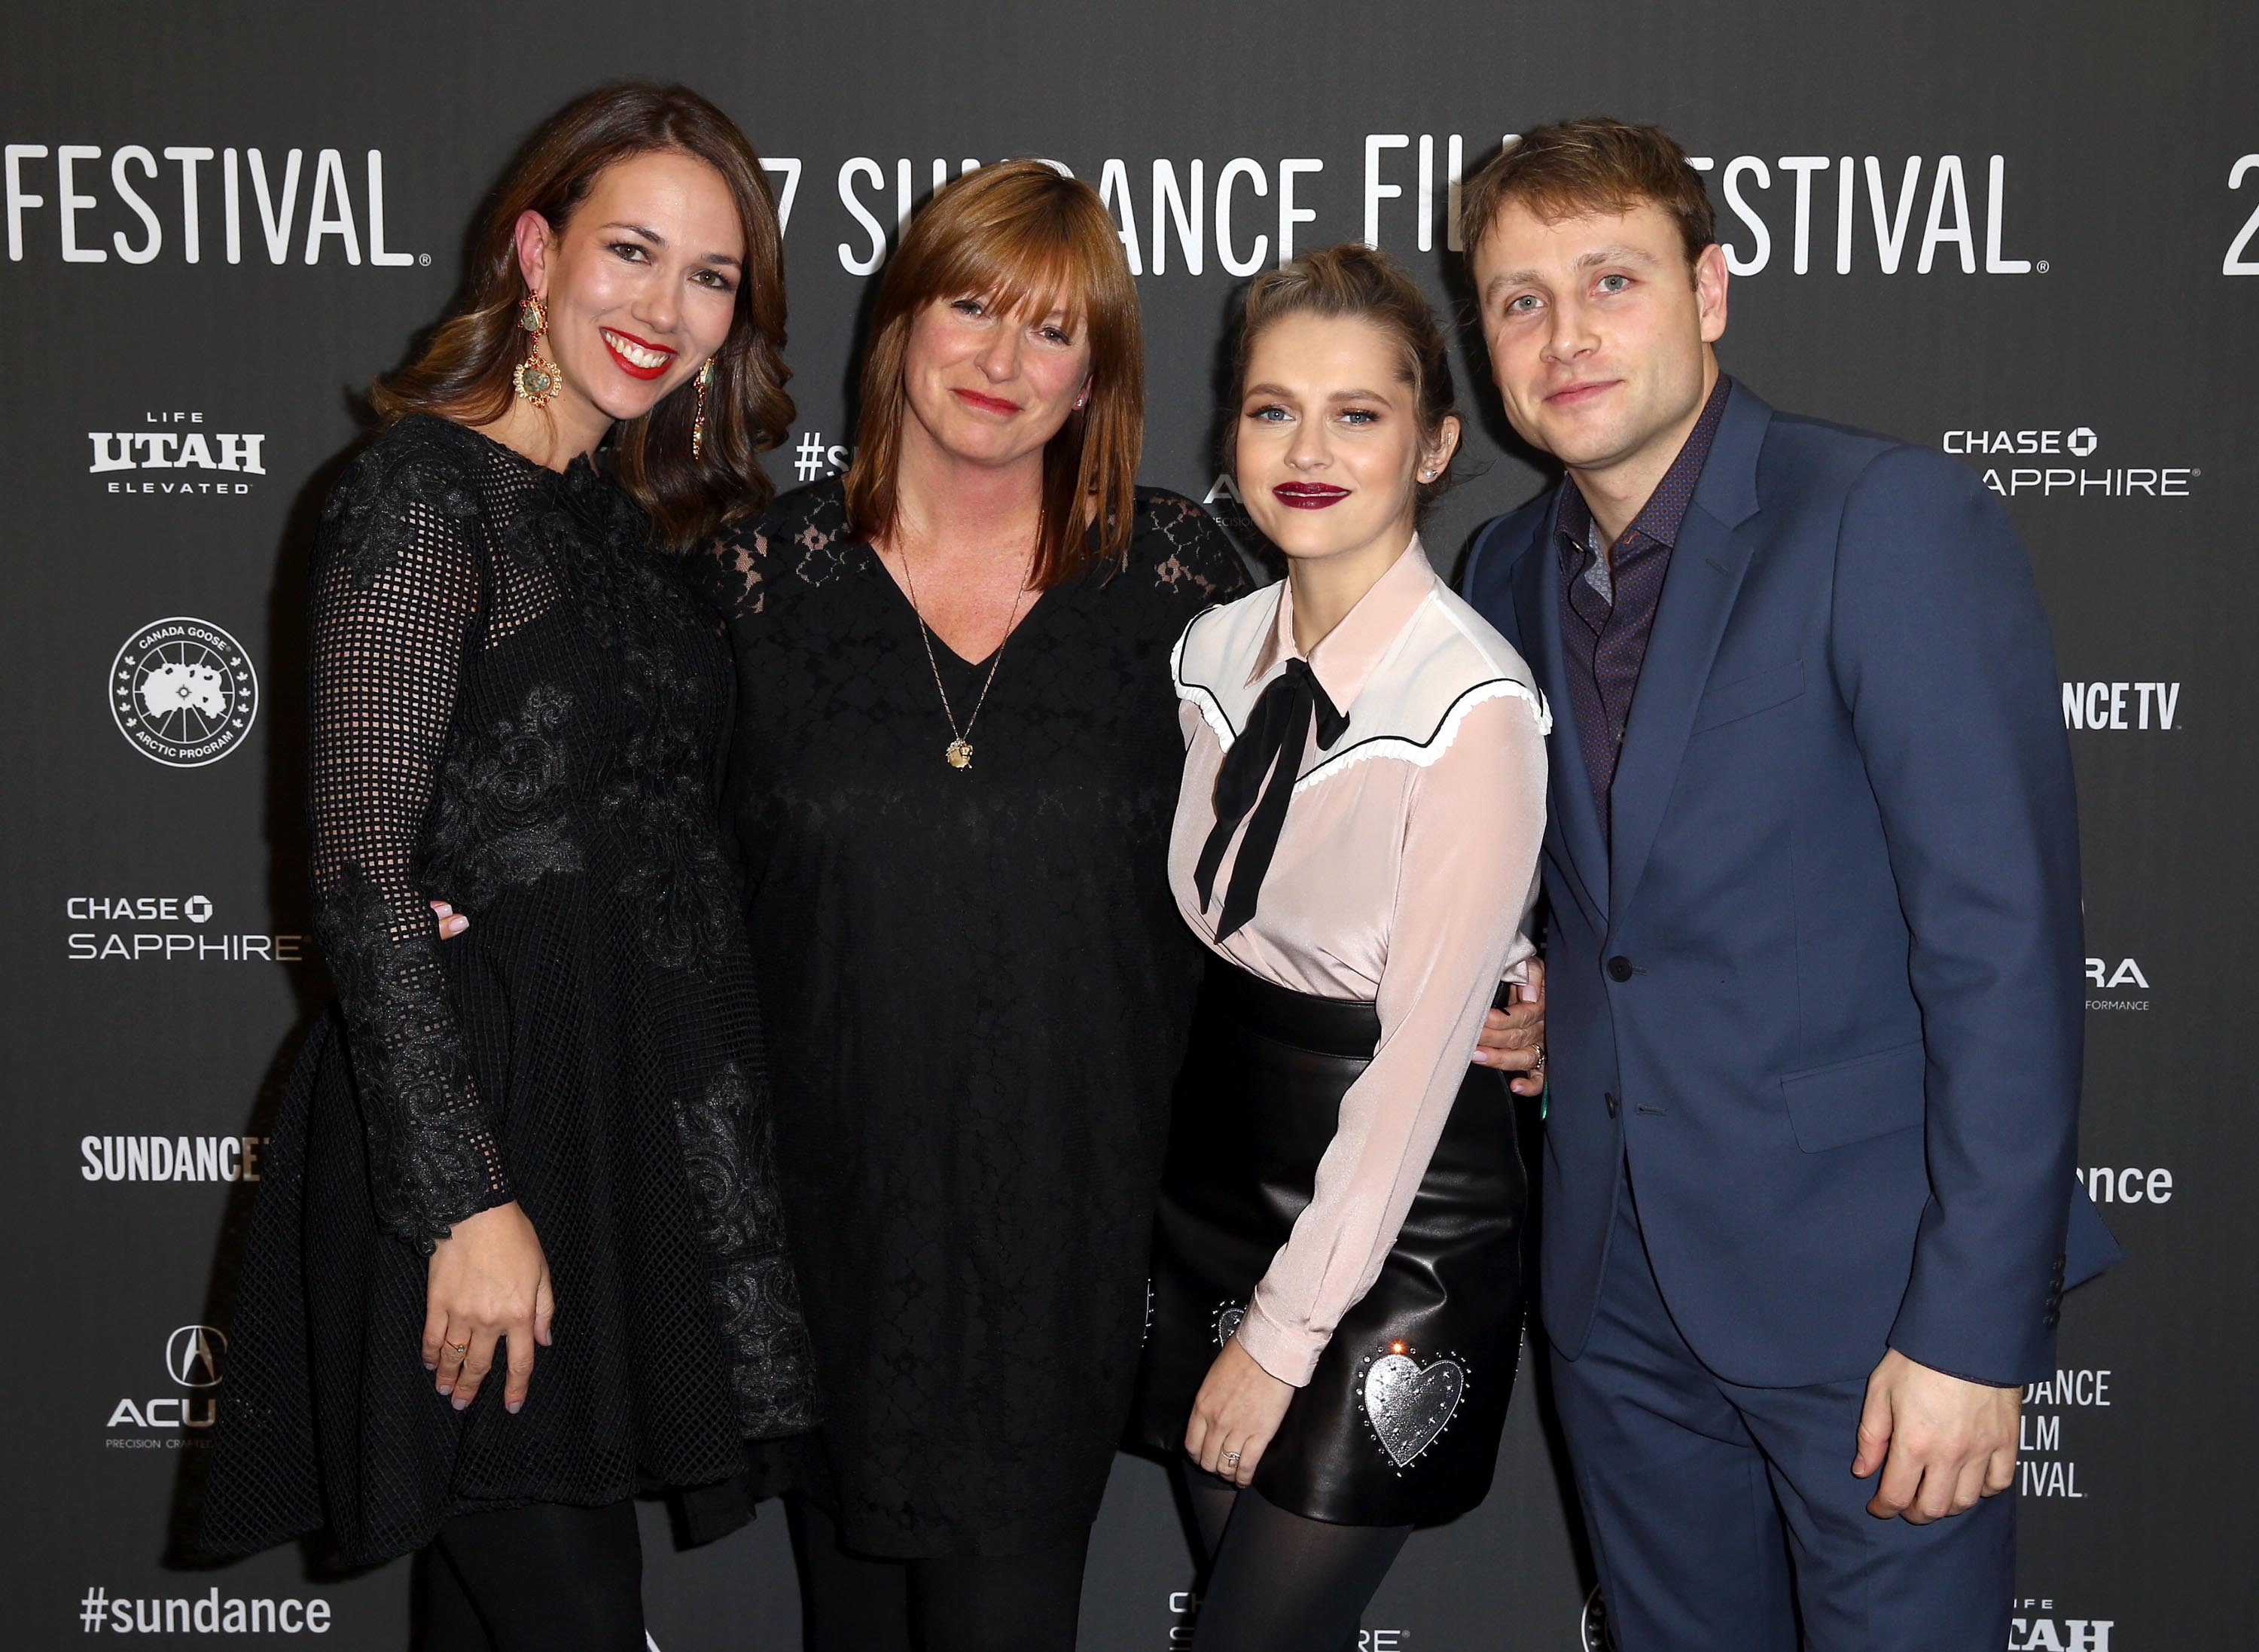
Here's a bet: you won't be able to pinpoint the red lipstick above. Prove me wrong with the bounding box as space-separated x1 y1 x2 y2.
1272 482 1351 510
601 327 676 382
952 388 1022 416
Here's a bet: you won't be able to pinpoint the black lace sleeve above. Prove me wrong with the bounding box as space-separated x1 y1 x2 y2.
307 429 513 1254
696 516 772 623
697 480 857 621
1136 488 1255 616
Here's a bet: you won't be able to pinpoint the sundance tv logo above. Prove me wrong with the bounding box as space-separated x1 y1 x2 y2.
65 892 303 964
81 1132 265 1182
106 1324 224 1443
89 411 265 497
1942 425 2197 500
110 617 257 767
2061 682 2179 732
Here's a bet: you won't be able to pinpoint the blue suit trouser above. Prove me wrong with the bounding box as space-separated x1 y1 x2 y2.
1550 1168 2014 1652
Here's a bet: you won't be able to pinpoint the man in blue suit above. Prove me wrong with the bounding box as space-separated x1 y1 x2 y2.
1456 120 2117 1650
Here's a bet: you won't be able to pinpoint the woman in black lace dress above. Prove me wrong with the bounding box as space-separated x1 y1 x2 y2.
201 86 813 1650
700 163 1248 1650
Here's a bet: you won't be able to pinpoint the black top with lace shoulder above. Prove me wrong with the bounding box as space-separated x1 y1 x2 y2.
701 477 1250 1556
203 415 815 1566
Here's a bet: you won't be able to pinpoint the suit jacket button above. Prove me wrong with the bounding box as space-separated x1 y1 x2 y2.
1605 1092 1620 1118
1608 956 1636 982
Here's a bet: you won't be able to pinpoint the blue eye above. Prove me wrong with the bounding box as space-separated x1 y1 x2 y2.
952 297 984 316
1597 274 1631 294
1507 294 1541 313
1248 405 1290 422
1340 409 1379 425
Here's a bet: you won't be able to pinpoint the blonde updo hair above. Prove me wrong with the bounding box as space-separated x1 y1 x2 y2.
1224 242 1460 521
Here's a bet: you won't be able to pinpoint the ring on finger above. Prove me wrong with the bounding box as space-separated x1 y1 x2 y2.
444 1340 469 1358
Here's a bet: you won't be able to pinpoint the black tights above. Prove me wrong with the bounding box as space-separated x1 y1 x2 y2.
416 1498 644 1652
1183 1473 1412 1652
791 1495 1090 1652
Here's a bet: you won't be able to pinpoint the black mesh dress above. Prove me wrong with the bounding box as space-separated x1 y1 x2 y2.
201 415 815 1567
701 480 1248 1558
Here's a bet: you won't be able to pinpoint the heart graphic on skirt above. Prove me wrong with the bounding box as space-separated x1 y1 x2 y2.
1361 1351 1465 1467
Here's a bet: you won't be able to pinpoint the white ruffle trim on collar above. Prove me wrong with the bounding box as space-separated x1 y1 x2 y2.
1169 584 1550 789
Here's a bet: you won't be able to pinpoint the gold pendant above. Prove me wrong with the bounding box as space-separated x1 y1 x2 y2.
945 739 974 769
513 352 562 408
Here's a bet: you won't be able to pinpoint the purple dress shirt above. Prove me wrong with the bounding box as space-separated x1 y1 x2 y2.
1555 375 1733 841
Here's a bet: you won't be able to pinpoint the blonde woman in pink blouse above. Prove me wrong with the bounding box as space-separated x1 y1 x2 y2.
1130 245 1547 1647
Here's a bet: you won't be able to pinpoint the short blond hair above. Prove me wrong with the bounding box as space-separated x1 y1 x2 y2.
1460 117 1716 273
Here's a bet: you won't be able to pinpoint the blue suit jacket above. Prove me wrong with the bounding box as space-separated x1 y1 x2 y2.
1462 382 2119 1388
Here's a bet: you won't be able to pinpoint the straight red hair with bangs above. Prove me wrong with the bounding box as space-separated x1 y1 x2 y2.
843 160 1144 587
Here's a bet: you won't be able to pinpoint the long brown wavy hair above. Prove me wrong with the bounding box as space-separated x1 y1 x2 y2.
843 161 1143 588
371 83 791 551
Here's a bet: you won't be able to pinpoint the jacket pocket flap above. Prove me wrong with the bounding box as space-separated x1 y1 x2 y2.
1781 1039 1925 1152
1690 658 1805 733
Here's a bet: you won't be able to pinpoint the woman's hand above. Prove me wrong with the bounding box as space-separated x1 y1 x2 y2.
1184 1337 1296 1488
422 1201 553 1415
1474 957 1547 1096
430 899 468 940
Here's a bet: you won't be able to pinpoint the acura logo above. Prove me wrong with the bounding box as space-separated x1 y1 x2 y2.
166 1324 226 1388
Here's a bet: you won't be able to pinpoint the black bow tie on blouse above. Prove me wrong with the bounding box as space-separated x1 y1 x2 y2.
1194 657 1350 940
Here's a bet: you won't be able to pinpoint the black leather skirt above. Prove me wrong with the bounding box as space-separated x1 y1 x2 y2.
1130 956 1529 1526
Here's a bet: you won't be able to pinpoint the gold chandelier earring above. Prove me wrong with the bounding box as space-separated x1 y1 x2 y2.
513 293 562 408
692 358 714 458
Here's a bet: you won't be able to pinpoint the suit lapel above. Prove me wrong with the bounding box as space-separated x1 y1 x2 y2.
1511 493 1610 919
1607 384 1770 919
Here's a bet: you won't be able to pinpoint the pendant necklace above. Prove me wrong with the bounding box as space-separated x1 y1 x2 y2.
898 538 1035 770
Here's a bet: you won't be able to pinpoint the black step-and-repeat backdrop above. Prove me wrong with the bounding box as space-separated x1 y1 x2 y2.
5 2 2251 1646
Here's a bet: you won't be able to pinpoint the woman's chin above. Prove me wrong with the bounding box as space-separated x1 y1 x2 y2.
589 385 671 425
1261 523 1361 565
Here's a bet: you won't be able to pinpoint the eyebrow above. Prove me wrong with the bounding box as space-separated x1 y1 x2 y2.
1242 383 1396 403
1485 242 1660 297
599 221 744 270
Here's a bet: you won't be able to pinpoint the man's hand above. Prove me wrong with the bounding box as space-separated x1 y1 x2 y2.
1852 1348 2020 1522
1474 958 1547 1096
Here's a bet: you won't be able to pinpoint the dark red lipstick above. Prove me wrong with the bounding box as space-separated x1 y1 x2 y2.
1272 482 1351 510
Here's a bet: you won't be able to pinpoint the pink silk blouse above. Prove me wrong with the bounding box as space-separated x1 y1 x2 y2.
1168 538 1549 1386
